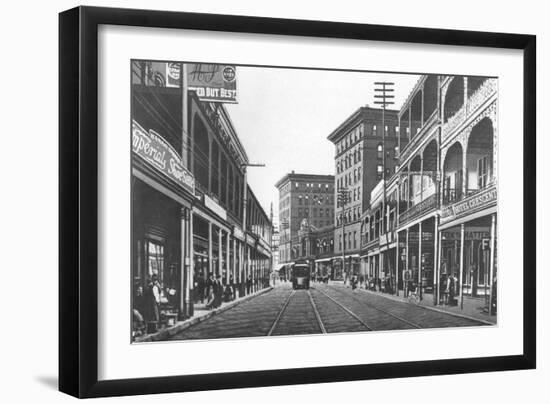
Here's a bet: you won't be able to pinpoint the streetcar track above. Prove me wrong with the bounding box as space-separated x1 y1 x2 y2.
311 287 373 331
314 285 422 329
323 284 487 329
267 289 295 336
307 290 327 334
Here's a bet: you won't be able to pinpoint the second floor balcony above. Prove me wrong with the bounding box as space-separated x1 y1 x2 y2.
398 192 438 226
442 77 497 143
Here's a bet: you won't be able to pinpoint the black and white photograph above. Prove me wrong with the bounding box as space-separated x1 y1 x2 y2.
130 61 498 342
1 0 545 402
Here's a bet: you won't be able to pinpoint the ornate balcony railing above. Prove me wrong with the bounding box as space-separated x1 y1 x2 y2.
467 78 497 116
398 193 438 226
442 186 494 207
442 78 497 143
441 184 497 221
442 188 462 205
399 111 438 163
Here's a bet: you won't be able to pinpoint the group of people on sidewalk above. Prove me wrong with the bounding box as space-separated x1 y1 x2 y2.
132 272 258 338
342 273 397 295
194 273 255 310
132 274 165 337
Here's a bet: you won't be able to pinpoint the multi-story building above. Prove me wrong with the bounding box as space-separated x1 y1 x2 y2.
327 106 405 279
358 74 498 316
131 60 272 330
360 175 400 289
294 221 335 279
437 76 497 312
275 172 335 267
271 224 280 275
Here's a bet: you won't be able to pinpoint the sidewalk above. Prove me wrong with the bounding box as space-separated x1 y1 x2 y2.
135 286 273 343
333 282 496 325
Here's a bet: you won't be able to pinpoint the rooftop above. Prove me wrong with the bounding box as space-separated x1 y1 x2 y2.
327 105 399 143
275 171 335 189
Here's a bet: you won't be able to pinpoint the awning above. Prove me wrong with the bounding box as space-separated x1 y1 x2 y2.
315 257 332 263
331 254 360 261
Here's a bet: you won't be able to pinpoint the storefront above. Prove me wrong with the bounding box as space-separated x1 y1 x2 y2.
440 219 496 299
131 120 195 332
438 186 497 313
132 179 182 320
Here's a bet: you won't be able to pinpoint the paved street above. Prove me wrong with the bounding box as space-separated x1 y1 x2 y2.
168 282 489 341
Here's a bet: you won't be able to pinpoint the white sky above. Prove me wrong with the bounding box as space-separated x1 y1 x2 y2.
225 66 421 221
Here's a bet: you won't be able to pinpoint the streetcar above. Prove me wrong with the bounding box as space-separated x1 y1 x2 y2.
291 261 310 290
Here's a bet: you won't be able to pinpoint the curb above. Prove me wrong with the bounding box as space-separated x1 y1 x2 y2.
334 284 496 326
135 286 274 342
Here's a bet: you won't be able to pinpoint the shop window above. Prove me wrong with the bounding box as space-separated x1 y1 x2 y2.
192 116 210 190
478 155 490 189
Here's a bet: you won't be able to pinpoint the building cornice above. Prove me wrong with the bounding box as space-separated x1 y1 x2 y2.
327 106 399 143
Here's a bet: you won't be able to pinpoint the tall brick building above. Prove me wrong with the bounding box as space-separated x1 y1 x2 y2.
327 106 407 278
275 172 335 266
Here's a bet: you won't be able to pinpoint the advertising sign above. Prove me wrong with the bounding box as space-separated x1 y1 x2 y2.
165 62 181 88
132 120 195 195
204 194 228 221
187 63 237 103
442 186 497 221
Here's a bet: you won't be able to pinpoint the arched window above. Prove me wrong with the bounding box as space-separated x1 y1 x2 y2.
192 115 210 189
377 143 383 159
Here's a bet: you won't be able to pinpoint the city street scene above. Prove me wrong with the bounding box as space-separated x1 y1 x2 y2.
131 60 498 342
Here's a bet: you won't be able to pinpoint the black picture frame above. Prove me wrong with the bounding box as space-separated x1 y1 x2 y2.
59 6 536 398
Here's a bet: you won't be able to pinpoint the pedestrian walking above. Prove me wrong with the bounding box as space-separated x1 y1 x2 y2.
195 273 205 304
440 273 448 305
133 284 146 336
446 272 457 306
246 275 252 294
205 272 214 303
143 274 161 333
214 275 224 308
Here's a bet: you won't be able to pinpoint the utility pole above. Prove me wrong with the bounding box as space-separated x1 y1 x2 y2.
374 82 395 284
338 186 349 281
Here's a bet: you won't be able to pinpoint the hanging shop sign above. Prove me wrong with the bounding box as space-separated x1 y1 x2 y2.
442 186 497 221
233 227 245 241
187 63 237 103
441 227 490 241
132 120 195 195
135 61 181 88
165 62 182 88
204 194 227 221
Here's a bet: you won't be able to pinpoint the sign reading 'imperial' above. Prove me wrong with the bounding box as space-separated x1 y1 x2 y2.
132 120 195 195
